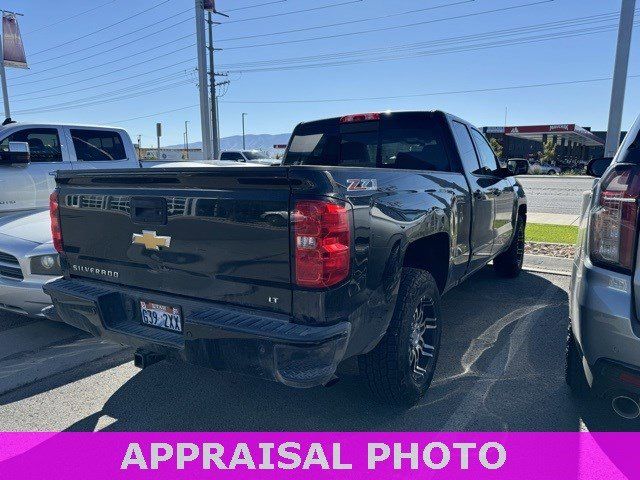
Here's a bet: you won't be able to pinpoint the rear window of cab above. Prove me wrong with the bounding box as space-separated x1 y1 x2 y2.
283 113 451 172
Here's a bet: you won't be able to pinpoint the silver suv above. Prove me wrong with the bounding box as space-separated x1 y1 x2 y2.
567 113 640 419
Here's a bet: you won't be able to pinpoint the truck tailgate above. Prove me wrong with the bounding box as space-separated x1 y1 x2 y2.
56 168 293 314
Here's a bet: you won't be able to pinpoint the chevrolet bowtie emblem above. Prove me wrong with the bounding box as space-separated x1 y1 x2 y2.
132 231 171 251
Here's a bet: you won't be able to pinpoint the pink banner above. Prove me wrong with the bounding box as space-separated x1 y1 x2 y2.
0 432 636 479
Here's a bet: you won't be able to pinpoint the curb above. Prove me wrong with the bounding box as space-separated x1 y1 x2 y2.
523 266 571 277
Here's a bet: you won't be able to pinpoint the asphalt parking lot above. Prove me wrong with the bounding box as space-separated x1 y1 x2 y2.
0 268 634 433
516 176 595 216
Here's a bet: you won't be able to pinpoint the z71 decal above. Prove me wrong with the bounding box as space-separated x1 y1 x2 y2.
347 179 378 192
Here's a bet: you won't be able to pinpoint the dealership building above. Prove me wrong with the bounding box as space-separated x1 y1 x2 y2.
482 124 627 165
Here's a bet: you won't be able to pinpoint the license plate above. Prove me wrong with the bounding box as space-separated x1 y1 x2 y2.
140 301 183 333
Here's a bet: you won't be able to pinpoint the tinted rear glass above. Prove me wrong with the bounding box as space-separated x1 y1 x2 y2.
71 129 126 162
283 114 450 171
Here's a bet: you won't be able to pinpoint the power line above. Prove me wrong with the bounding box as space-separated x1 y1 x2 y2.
24 19 194 75
221 0 364 24
220 0 555 50
218 11 624 69
103 73 640 124
227 24 633 73
15 79 194 115
23 0 119 36
226 0 288 12
12 8 627 95
29 0 174 56
12 58 195 98
13 64 196 102
12 34 195 80
14 72 196 110
111 104 200 124
217 0 475 43
220 19 633 74
29 9 194 65
216 75 640 104
9 43 195 88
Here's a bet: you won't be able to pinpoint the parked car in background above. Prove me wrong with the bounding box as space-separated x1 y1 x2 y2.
45 110 526 407
0 123 141 218
566 113 640 420
220 149 279 165
507 158 530 175
528 161 559 175
0 209 60 318
506 158 559 175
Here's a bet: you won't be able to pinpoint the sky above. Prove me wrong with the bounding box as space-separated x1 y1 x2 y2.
0 0 638 147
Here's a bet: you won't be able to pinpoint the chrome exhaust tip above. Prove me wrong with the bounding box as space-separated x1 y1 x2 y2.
611 395 640 420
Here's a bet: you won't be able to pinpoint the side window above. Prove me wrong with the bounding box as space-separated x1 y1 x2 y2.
451 121 481 174
0 128 63 162
380 127 449 171
470 129 499 173
221 152 243 161
70 129 126 161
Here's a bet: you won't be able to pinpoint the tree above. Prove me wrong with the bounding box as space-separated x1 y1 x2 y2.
489 137 503 159
539 139 557 163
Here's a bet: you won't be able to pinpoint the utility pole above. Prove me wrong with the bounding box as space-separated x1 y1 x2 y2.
208 12 220 159
205 2 228 159
195 0 213 160
605 0 636 157
242 113 248 150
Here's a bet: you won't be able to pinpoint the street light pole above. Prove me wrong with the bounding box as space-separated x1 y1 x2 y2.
605 0 636 157
185 120 190 160
242 113 247 150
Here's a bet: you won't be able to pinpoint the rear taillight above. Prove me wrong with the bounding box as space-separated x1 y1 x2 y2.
339 112 380 124
293 199 351 288
589 164 640 273
49 190 63 254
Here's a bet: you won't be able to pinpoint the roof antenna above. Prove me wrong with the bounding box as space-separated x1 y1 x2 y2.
2 117 14 126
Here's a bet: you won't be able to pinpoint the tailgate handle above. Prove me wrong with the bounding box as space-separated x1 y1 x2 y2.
131 197 167 225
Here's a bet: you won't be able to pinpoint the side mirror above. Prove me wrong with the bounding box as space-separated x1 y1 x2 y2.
0 141 30 165
587 157 613 178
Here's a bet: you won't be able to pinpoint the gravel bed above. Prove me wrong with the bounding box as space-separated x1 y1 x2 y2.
525 242 576 259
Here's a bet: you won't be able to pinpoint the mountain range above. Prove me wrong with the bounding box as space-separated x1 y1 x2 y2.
169 133 291 155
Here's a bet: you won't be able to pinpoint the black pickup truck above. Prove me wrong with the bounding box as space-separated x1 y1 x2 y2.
45 111 526 406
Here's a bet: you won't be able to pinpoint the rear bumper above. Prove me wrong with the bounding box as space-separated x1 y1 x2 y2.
44 278 351 388
571 256 640 392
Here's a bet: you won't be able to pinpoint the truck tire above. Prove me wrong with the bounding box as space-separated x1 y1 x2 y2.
493 216 525 278
359 268 442 407
565 325 591 398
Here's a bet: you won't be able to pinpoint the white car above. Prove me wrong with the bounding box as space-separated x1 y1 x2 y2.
528 161 559 175
0 209 59 318
220 150 280 166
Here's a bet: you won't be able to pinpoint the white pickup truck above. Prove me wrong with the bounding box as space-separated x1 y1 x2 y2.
0 122 141 217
